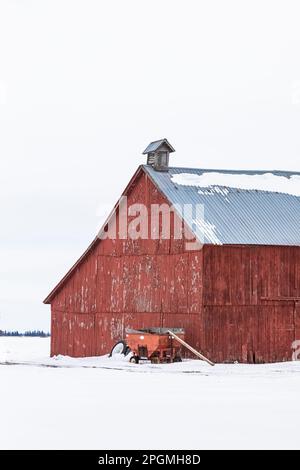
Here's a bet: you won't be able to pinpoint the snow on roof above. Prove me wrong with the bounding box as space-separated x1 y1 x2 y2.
192 218 222 245
171 172 300 197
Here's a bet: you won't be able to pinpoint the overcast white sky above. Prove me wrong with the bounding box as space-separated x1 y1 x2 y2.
0 0 300 331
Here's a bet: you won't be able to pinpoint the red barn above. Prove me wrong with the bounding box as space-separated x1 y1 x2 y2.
44 139 300 363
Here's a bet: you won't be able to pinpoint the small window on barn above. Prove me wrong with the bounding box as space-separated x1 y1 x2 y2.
158 151 169 167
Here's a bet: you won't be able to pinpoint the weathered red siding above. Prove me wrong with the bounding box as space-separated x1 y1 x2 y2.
49 170 300 363
50 171 203 357
202 245 300 363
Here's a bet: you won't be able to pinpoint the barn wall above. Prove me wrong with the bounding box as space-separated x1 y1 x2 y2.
50 171 203 357
202 245 300 363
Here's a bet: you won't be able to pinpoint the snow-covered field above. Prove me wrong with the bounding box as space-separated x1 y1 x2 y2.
1 337 300 450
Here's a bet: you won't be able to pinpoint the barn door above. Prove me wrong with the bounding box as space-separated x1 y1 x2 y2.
260 298 296 362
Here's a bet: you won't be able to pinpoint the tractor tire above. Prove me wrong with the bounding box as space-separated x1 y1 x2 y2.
173 354 183 363
130 355 139 364
109 340 128 357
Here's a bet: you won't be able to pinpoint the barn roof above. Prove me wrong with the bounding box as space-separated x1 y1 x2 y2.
143 165 300 246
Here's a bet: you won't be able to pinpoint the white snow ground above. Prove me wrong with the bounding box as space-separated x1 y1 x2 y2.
1 337 300 450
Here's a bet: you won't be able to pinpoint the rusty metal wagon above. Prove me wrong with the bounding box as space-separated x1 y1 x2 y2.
109 327 185 364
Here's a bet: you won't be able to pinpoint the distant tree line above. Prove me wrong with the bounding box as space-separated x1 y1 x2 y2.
0 330 50 337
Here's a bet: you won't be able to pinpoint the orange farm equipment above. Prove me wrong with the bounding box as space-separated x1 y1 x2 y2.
109 328 185 364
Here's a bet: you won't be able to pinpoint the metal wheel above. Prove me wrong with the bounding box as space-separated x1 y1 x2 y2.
173 354 182 363
130 355 139 364
109 340 127 357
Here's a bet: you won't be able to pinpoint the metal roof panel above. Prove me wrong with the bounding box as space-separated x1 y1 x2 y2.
143 165 300 246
